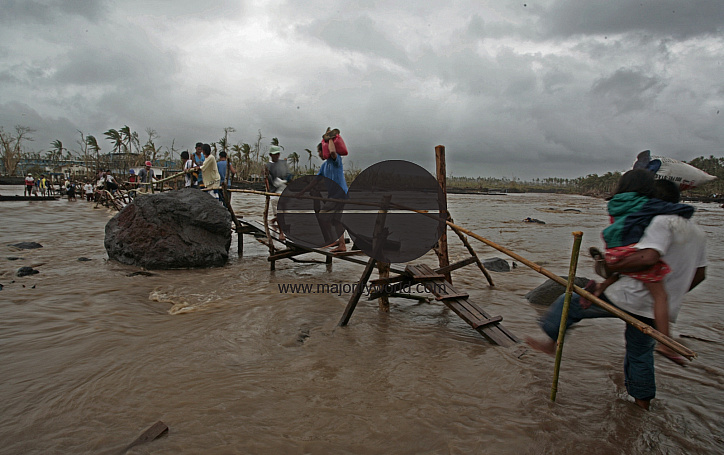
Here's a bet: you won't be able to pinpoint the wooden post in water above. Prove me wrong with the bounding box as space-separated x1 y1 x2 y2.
551 231 583 402
434 145 451 283
222 181 244 257
377 262 390 312
263 195 276 270
338 194 391 326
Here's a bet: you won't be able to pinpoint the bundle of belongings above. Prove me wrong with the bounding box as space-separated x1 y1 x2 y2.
633 150 716 190
321 127 349 160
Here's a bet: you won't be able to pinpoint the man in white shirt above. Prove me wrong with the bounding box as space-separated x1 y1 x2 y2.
24 174 34 196
528 177 707 410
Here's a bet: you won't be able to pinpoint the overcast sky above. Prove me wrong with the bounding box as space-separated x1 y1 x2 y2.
1 0 722 180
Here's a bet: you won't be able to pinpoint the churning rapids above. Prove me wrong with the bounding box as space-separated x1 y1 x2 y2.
1 187 723 454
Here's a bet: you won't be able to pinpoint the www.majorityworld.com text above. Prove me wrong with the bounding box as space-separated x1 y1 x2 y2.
277 282 446 297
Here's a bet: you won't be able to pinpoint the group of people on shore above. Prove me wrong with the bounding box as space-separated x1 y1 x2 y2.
23 172 98 201
179 142 236 205
24 173 49 197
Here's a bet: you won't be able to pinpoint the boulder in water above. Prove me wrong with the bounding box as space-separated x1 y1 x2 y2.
525 276 591 306
11 242 43 249
483 257 510 272
104 189 231 269
17 266 39 277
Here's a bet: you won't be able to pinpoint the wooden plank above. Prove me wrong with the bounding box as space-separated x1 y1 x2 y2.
434 256 477 275
268 249 306 261
405 264 445 280
413 274 517 347
472 315 503 329
435 292 470 301
445 300 511 346
333 250 365 257
369 274 408 286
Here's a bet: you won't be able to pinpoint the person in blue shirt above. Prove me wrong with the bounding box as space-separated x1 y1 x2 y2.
297 140 348 252
216 151 236 205
192 142 205 188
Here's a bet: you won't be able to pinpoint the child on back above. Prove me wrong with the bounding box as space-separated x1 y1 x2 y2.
590 170 694 364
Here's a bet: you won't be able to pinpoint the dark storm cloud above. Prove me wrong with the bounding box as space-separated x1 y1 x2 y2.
541 0 724 39
0 0 108 24
0 1 722 180
305 14 409 64
591 68 665 115
51 39 179 88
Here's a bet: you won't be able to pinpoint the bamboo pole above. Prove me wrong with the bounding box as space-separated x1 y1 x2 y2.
551 231 583 402
137 169 188 186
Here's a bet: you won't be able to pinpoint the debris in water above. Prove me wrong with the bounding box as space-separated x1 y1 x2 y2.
127 271 157 277
10 242 43 250
17 267 39 277
122 421 168 452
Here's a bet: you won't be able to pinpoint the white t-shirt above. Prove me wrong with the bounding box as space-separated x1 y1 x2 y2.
183 159 194 187
604 215 707 322
84 183 94 194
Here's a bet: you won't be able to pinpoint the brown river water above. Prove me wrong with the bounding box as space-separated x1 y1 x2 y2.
1 186 723 454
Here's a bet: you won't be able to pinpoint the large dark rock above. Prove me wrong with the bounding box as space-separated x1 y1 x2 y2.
11 242 43 249
483 257 511 272
525 276 591 306
17 266 39 277
104 189 231 269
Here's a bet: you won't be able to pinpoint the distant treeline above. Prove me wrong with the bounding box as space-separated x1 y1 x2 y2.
447 155 724 198
2 124 721 197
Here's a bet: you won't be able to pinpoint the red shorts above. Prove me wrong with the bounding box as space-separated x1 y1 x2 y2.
605 245 669 283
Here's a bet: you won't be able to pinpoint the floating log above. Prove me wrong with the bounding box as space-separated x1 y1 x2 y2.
121 420 168 453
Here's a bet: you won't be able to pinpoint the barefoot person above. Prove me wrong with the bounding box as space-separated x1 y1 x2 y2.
265 145 290 240
317 131 349 252
294 141 348 250
527 170 707 410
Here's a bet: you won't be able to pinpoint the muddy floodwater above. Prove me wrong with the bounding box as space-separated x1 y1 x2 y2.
1 187 723 454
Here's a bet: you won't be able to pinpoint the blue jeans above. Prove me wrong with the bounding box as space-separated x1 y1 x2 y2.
539 292 657 401
214 189 227 207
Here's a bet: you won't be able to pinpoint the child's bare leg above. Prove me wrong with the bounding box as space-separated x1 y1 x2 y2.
646 281 685 365
647 281 669 337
